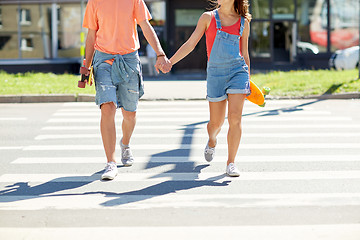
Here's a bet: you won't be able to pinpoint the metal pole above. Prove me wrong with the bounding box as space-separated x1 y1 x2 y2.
358 0 360 79
80 0 85 62
17 3 22 59
51 2 58 58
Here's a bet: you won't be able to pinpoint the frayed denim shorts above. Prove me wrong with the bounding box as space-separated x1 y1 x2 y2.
94 61 142 112
206 60 251 102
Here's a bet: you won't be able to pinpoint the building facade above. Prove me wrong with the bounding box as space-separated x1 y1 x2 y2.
0 0 359 73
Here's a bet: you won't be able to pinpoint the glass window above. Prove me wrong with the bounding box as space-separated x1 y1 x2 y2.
20 37 33 51
20 9 31 25
251 21 271 57
20 4 52 59
251 0 270 19
330 0 359 51
0 4 19 59
138 1 166 57
273 0 295 19
57 3 81 58
297 0 327 53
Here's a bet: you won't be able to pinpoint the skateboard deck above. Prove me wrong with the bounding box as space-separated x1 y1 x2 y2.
246 80 270 107
78 66 94 88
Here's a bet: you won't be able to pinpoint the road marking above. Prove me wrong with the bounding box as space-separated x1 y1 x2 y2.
34 132 360 140
1 171 360 182
46 116 352 123
53 110 327 116
11 155 360 164
62 100 305 107
0 146 23 150
0 118 27 121
0 225 359 240
1 193 360 210
22 143 360 151
41 124 360 130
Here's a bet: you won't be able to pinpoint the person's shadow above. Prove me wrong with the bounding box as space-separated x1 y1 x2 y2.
92 120 231 206
0 100 322 206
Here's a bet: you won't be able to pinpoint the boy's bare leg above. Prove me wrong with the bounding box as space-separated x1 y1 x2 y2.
121 109 136 146
100 102 117 163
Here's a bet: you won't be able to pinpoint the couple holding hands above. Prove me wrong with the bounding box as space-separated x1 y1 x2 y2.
82 0 251 180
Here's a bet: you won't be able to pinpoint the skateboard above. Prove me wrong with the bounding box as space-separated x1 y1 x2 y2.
78 59 94 88
246 80 271 107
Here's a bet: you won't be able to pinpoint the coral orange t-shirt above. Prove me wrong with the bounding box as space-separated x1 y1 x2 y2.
83 0 152 55
205 12 242 60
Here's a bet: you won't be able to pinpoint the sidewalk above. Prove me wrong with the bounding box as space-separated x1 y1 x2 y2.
0 72 359 103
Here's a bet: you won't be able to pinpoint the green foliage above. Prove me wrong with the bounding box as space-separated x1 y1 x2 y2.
0 71 96 95
251 69 360 97
0 69 359 97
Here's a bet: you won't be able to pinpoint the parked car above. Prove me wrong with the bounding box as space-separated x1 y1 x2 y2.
297 41 320 54
329 46 360 70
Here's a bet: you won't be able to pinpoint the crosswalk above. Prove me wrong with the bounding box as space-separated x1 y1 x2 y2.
1 100 360 239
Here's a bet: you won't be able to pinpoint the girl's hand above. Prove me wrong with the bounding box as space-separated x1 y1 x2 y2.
155 55 172 73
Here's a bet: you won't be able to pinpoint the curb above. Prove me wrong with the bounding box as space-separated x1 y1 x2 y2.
0 93 359 103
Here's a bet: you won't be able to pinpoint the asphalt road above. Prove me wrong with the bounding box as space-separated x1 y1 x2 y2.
0 99 360 240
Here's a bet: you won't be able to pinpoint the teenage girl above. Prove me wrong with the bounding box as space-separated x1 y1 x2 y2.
169 0 252 176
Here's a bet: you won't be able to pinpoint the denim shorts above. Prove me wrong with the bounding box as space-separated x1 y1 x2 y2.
94 62 141 112
206 61 251 102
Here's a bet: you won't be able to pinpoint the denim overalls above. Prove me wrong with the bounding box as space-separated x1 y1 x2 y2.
206 9 250 102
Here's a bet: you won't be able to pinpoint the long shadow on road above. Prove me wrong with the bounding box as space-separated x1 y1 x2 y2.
0 99 323 206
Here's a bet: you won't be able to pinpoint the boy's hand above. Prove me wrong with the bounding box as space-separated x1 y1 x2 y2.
155 55 172 73
80 67 90 76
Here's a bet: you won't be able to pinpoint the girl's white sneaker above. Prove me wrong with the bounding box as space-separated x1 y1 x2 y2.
226 163 240 177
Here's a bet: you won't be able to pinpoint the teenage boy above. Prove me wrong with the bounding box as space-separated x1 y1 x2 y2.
82 0 171 180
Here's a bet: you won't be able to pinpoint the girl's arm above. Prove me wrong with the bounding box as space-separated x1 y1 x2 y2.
169 12 211 65
241 19 251 74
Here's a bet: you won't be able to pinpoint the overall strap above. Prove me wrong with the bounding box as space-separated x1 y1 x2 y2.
239 16 245 36
213 9 222 30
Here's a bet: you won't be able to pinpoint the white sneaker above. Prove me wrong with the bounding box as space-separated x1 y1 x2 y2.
120 140 134 167
204 142 215 162
226 163 240 177
101 162 118 180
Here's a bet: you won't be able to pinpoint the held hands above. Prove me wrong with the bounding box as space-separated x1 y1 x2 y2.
155 55 172 74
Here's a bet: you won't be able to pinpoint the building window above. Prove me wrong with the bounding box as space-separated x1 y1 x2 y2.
330 0 359 51
20 9 31 25
21 38 33 51
273 0 295 19
297 0 328 53
251 0 270 19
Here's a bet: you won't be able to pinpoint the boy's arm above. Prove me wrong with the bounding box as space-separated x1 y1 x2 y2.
241 19 250 74
169 12 211 65
84 29 96 70
138 20 171 73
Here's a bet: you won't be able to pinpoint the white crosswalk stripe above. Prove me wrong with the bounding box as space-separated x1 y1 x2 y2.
1 100 359 239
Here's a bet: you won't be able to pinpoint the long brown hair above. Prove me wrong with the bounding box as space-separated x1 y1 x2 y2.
208 0 252 22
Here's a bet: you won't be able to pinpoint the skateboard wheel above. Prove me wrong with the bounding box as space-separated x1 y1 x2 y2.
78 81 86 88
259 102 266 107
262 87 271 95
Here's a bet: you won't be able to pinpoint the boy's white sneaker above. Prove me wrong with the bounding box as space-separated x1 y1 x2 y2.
204 142 215 162
101 162 118 180
120 140 134 167
226 163 240 177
